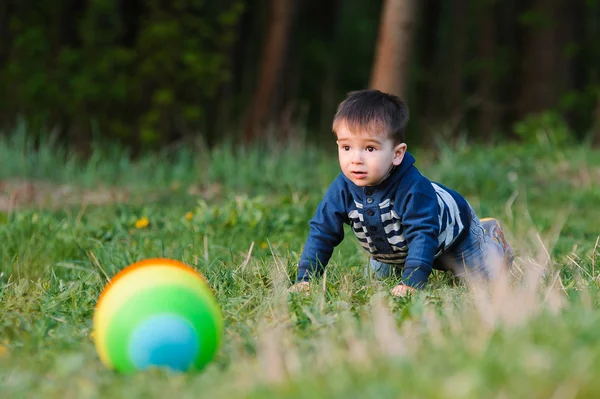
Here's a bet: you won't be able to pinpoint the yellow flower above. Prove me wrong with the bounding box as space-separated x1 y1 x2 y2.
260 242 268 249
135 217 149 229
0 345 7 357
185 212 193 221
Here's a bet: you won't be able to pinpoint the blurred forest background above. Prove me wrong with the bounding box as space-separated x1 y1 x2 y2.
0 0 599 152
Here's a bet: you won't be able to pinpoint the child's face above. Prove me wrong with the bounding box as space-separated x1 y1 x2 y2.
335 122 407 187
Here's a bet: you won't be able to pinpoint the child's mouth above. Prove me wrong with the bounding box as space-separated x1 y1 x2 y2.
352 171 367 179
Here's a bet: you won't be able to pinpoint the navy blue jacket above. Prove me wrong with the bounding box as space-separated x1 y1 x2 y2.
297 152 472 288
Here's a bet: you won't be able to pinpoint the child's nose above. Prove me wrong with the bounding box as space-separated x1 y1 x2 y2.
351 151 363 164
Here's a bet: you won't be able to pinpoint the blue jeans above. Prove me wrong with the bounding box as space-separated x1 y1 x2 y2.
369 209 502 282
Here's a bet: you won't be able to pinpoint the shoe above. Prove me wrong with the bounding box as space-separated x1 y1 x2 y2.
480 218 514 268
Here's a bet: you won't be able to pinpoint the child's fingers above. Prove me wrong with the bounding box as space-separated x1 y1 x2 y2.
289 282 310 294
390 283 415 297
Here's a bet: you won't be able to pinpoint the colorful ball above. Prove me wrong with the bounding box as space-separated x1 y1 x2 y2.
92 258 223 373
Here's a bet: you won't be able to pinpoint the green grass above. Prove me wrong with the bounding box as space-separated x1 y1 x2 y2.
1 130 600 398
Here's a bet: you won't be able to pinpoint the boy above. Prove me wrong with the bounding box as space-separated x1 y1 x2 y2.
291 89 513 297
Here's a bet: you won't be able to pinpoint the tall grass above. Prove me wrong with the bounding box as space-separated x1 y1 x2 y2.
0 126 338 194
1 126 600 398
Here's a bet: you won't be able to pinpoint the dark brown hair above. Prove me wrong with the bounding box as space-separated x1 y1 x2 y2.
332 89 409 144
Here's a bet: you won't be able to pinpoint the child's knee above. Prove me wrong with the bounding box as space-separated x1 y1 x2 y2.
368 259 397 279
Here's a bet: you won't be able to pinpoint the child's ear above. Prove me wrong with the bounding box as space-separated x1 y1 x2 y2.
393 143 407 166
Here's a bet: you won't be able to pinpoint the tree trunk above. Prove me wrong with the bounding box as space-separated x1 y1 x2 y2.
0 1 10 129
516 0 560 118
415 0 442 141
369 0 416 97
242 0 295 144
594 96 600 147
319 0 343 136
0 1 9 65
476 1 497 142
443 0 468 121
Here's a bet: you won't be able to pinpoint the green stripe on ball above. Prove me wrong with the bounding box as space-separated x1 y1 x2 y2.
104 285 222 373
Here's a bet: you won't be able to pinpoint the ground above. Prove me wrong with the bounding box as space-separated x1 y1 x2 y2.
1 137 600 398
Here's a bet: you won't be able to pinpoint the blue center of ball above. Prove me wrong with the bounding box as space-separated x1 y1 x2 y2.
128 314 200 371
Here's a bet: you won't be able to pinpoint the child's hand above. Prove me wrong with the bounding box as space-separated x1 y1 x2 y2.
390 283 416 297
289 281 310 295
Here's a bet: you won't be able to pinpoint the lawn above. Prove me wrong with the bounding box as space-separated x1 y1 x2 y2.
1 131 600 398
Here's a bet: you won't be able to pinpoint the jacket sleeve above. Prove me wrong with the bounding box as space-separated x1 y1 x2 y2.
297 180 348 282
399 182 440 288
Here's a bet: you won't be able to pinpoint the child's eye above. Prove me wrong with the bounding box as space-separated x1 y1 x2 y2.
342 145 350 151
366 146 376 152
